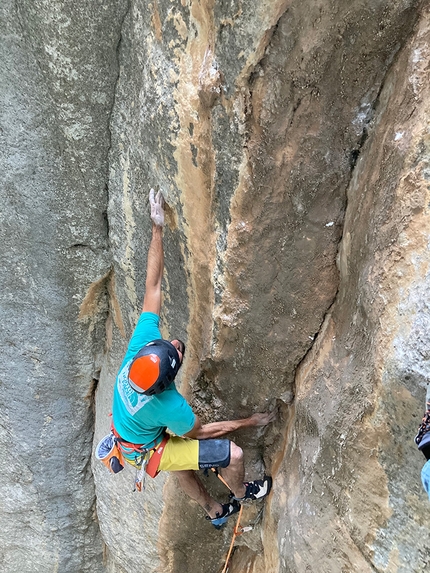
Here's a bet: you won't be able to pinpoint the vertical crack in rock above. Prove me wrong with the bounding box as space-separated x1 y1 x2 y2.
289 32 410 393
106 0 132 164
266 4 430 571
210 2 428 572
236 0 293 92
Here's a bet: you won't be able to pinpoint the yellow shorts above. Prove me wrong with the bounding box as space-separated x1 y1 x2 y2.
155 436 199 472
124 436 230 472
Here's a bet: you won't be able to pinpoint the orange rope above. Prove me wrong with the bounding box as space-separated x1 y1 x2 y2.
212 468 232 492
210 469 247 573
221 504 243 573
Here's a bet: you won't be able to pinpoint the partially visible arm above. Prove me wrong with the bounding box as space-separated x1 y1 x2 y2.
184 412 276 440
142 190 165 315
142 224 164 315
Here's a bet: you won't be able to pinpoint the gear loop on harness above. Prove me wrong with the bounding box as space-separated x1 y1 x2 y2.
110 420 169 487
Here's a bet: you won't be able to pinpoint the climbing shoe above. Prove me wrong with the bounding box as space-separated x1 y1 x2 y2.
234 475 272 503
206 500 241 530
415 401 430 452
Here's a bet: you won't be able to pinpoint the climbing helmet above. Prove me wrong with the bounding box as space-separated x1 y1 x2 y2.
128 339 181 395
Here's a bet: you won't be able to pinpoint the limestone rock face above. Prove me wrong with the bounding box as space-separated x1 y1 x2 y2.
0 1 127 571
2 0 430 572
268 11 430 573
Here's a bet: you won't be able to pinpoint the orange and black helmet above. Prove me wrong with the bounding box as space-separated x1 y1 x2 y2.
128 339 181 395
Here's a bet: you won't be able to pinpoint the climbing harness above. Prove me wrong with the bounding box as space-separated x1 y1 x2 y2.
111 425 170 488
111 423 150 462
145 434 170 477
96 417 169 491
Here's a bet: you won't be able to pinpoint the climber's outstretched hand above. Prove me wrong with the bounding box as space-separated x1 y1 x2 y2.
248 411 277 427
149 188 165 227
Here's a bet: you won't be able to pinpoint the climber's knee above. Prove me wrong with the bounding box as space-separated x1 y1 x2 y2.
228 441 243 467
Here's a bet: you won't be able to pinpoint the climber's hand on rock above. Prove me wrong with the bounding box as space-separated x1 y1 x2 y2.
149 188 165 227
249 411 277 427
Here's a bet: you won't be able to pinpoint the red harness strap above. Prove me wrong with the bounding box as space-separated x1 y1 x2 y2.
110 420 169 478
111 423 147 453
146 434 170 478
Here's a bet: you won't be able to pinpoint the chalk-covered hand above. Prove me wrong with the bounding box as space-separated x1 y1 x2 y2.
149 189 165 227
248 411 277 426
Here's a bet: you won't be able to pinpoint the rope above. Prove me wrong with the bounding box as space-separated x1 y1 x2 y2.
212 468 233 492
211 469 247 573
221 504 243 573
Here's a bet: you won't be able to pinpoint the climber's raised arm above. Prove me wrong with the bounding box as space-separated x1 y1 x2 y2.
142 190 165 316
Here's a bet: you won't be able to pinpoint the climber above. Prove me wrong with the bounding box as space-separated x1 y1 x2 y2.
111 189 275 528
414 387 430 500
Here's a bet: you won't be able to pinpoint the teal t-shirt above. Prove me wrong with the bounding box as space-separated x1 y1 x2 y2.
112 312 195 446
422 459 430 500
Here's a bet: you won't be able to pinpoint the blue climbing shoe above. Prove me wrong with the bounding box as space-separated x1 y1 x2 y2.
207 500 241 529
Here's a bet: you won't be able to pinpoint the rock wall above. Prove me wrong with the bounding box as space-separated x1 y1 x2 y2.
1 0 430 572
0 1 127 571
267 8 430 573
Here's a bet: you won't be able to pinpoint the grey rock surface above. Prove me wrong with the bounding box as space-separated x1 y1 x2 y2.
96 1 430 572
0 1 126 571
2 0 430 572
271 9 430 573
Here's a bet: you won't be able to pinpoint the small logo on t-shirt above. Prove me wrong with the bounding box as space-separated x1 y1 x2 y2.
118 360 153 415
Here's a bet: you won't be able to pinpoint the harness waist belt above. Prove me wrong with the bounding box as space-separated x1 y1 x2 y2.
111 422 168 477
111 423 159 452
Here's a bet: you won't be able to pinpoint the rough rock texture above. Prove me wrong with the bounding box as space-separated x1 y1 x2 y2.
2 0 430 572
0 1 127 571
95 1 430 572
265 9 430 573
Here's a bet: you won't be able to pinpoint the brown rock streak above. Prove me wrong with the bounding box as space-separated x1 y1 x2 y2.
173 0 217 379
